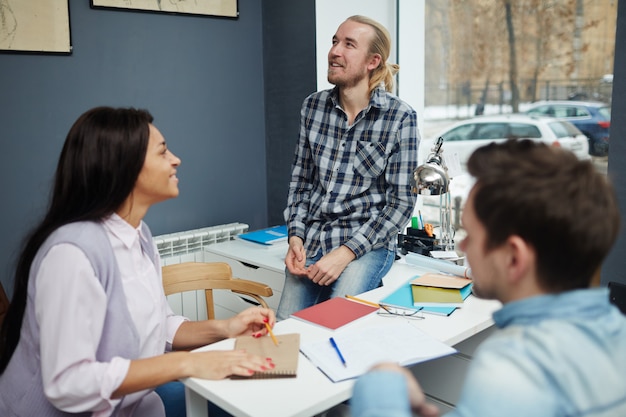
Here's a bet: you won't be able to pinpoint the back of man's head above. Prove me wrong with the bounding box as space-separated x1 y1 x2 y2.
467 139 620 292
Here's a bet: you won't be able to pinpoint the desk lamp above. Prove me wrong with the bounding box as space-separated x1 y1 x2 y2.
411 137 454 250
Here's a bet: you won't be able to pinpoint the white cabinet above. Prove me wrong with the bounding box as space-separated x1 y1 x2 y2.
202 239 288 317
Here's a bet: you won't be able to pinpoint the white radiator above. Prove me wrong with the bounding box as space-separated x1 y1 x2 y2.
155 222 249 320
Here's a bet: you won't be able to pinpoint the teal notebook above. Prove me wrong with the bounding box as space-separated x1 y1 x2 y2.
238 225 288 245
380 277 472 316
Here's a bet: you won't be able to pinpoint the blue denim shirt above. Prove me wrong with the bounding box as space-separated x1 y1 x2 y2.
352 288 626 417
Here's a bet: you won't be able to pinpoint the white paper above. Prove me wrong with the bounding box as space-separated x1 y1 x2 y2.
300 322 456 382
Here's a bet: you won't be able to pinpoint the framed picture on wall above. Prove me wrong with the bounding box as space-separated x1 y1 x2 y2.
0 0 71 54
91 0 238 18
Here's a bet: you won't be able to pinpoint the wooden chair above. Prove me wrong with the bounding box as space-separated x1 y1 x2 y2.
161 262 273 320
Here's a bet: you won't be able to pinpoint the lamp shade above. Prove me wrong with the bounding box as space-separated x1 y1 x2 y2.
411 153 449 195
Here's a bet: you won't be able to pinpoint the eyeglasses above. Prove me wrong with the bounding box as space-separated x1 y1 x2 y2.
377 304 424 320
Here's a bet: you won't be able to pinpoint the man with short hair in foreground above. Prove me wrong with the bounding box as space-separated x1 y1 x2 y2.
351 139 626 417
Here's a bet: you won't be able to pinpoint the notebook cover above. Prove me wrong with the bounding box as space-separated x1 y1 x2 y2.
232 333 300 378
238 225 288 245
290 297 379 330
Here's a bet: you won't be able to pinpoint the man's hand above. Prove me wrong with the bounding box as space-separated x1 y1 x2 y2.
306 245 355 286
285 236 308 276
370 363 440 417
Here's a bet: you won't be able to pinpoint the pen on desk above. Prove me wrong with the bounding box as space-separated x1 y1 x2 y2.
418 210 424 230
345 294 380 308
329 337 347 367
264 322 279 346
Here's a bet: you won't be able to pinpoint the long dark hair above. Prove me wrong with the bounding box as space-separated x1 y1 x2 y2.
0 106 153 373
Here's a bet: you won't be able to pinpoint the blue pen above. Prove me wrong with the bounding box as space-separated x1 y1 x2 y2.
329 337 347 367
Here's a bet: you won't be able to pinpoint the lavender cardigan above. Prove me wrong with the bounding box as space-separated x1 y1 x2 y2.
0 221 164 417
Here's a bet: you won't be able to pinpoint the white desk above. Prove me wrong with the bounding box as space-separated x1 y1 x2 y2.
182 257 501 417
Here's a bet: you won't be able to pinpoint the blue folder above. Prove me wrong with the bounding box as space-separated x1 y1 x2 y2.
238 225 288 245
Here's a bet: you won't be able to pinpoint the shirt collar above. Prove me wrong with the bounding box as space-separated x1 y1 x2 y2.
103 213 144 250
492 287 611 328
328 85 389 112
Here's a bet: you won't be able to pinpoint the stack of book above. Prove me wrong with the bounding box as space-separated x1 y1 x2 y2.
380 272 473 316
410 273 473 308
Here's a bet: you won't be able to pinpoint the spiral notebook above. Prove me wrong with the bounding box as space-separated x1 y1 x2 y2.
232 333 300 378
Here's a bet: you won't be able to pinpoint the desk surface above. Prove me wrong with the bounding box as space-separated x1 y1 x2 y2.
183 255 501 417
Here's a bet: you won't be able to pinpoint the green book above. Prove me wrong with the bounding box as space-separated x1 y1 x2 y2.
410 273 473 307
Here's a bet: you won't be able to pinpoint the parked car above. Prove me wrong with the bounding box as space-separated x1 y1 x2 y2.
420 114 590 171
524 100 611 157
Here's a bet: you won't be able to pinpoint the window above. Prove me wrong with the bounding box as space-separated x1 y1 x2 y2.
509 123 541 139
475 123 507 140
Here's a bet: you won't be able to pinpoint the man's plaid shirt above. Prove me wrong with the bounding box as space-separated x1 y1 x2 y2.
285 86 420 259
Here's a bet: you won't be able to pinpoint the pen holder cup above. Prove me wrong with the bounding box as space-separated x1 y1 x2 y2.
406 227 432 238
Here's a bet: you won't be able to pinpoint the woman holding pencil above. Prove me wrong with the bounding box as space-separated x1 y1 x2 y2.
0 107 275 417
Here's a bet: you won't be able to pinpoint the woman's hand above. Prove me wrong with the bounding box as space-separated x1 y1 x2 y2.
115 348 275 397
224 307 276 339
187 349 275 379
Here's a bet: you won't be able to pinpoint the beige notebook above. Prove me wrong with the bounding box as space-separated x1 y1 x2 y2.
233 333 300 378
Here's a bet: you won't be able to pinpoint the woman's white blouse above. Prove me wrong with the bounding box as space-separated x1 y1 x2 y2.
34 215 186 416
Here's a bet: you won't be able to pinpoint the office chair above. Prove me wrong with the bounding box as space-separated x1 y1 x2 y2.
161 261 273 320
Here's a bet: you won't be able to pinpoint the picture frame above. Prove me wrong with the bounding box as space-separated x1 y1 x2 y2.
91 0 238 19
0 0 71 54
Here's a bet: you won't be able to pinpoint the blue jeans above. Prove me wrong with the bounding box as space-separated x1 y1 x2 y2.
155 381 232 417
276 247 395 320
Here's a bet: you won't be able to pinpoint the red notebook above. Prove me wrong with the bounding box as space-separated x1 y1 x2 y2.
289 297 379 330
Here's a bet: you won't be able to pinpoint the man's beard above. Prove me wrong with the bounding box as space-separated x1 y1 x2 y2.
327 67 368 89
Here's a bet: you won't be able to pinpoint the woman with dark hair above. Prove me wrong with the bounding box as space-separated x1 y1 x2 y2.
0 107 276 416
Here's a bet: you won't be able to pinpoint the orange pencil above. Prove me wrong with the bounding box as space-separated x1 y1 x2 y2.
264 321 279 346
345 294 380 308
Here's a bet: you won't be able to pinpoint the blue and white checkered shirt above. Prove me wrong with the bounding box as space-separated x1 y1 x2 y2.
285 86 419 259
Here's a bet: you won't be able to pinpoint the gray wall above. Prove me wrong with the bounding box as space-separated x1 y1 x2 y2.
0 0 276 296
262 1 317 226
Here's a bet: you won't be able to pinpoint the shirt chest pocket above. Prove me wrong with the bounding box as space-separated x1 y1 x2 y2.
353 140 387 178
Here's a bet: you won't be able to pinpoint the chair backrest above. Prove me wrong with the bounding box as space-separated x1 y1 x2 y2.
0 281 9 327
161 262 273 319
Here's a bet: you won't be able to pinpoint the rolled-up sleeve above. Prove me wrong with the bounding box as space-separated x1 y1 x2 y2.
351 370 412 417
